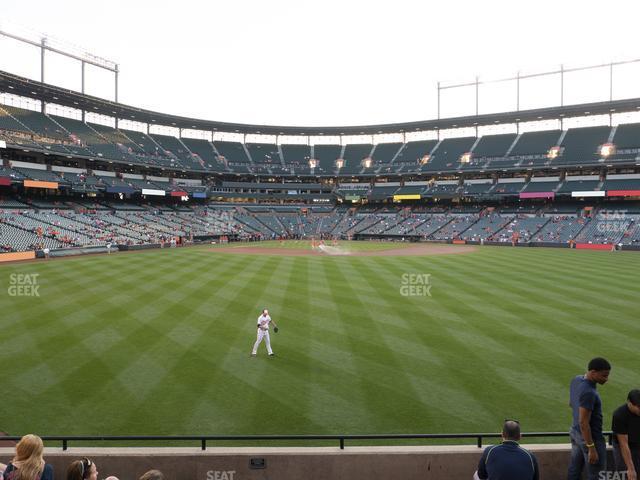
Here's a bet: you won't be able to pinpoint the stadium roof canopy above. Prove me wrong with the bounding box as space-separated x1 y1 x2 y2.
2 70 640 136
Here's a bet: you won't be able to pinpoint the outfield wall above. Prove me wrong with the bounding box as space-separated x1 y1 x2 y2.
0 445 612 480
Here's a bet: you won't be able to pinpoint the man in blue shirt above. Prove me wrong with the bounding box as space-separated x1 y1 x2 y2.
476 420 539 480
568 357 612 480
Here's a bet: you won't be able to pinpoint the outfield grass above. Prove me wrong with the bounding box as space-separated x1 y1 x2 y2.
1 242 639 444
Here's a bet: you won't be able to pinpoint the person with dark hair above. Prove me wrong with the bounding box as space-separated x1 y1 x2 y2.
612 389 640 480
66 458 98 480
475 420 539 480
568 357 611 480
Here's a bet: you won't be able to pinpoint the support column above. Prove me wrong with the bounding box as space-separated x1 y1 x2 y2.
609 62 614 126
41 38 46 113
115 64 119 103
516 71 520 112
437 81 441 120
475 76 479 137
114 64 119 129
560 64 564 107
81 61 86 122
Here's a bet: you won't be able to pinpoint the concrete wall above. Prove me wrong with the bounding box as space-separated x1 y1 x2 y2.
0 444 611 480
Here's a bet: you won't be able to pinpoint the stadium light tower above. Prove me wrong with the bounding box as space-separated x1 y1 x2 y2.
0 26 119 118
437 58 640 127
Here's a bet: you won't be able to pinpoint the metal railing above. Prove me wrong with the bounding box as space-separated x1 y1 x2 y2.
1 432 615 451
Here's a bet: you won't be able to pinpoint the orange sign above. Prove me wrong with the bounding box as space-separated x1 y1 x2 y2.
0 251 36 262
23 180 58 189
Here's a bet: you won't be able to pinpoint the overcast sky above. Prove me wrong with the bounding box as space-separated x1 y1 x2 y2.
1 0 640 128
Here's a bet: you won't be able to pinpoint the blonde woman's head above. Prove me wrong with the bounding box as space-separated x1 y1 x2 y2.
12 434 45 480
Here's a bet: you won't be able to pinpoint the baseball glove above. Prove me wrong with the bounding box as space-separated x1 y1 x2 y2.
273 326 279 333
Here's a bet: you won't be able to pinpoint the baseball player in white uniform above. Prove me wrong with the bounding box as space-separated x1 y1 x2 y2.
251 309 278 357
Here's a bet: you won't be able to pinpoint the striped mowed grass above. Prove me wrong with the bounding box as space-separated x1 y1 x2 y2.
1 243 638 444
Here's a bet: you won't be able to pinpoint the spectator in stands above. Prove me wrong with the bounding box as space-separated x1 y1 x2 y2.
612 389 640 480
2 434 53 480
139 470 164 480
66 458 99 480
568 357 611 480
474 420 538 480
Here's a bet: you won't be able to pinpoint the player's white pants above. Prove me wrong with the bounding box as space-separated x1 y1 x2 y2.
252 328 273 355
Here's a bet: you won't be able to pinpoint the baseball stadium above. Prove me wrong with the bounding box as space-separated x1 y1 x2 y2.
1 4 640 480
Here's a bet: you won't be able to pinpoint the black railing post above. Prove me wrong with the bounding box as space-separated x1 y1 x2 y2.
201 439 206 451
339 437 344 450
63 439 68 451
477 436 482 448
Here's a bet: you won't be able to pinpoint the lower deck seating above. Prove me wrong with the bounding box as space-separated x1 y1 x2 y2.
1 199 639 252
531 216 587 243
459 214 511 241
431 215 478 240
492 216 550 243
